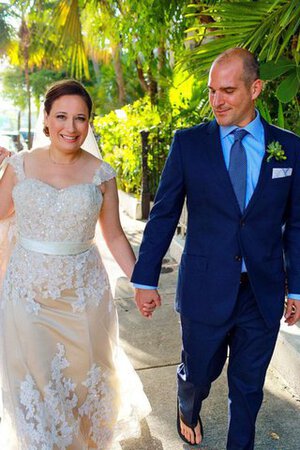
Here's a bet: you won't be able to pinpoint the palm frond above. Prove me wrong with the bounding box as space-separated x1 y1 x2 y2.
181 0 300 78
43 0 89 79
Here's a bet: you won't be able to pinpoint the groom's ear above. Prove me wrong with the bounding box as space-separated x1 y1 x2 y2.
251 79 263 100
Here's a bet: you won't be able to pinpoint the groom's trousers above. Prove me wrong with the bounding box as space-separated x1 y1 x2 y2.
177 275 280 450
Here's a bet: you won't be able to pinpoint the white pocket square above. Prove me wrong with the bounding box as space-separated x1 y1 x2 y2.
272 168 292 179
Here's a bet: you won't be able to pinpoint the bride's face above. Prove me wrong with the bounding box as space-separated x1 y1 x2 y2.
44 95 89 152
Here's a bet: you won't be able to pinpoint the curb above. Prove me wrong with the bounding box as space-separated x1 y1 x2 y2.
271 321 300 395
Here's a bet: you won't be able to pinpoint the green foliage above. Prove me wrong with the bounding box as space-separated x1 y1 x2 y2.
184 0 300 73
0 3 13 56
94 78 205 195
2 66 27 110
30 69 67 104
182 0 300 125
258 78 300 134
46 0 89 79
120 0 188 59
1 66 68 111
94 97 161 194
260 58 300 104
87 56 145 116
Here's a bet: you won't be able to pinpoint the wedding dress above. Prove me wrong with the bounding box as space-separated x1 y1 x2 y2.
0 151 151 449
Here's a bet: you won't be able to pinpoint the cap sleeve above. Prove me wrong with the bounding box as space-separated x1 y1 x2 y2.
93 161 116 186
5 152 25 182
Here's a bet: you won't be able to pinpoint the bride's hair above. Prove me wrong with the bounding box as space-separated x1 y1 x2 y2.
43 80 93 136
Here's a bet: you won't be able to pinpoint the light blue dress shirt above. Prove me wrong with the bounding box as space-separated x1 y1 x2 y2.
220 112 265 273
134 113 300 299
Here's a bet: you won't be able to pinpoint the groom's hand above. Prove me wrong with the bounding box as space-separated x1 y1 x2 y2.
135 288 161 319
284 298 300 326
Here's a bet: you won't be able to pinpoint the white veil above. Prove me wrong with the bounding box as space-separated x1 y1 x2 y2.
32 106 102 159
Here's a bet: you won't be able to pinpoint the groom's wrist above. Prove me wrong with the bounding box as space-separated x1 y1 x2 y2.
287 293 300 301
133 283 158 290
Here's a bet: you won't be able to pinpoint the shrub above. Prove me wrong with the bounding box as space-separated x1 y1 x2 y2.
94 86 205 196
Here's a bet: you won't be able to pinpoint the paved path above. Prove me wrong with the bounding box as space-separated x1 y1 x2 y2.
101 211 300 450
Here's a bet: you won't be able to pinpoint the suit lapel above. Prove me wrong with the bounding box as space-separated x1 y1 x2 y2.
243 118 275 216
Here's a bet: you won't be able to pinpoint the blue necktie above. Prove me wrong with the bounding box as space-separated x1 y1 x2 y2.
229 129 248 212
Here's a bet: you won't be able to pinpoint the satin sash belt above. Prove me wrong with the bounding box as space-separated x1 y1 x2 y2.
19 236 94 255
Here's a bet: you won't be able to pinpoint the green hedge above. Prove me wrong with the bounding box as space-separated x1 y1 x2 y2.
94 90 205 196
94 97 162 195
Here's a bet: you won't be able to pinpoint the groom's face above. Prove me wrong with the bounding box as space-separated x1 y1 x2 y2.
208 57 261 128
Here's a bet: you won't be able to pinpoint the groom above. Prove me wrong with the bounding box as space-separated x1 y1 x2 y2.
131 48 300 449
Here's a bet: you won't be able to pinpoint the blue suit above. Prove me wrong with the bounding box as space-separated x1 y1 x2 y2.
132 118 300 449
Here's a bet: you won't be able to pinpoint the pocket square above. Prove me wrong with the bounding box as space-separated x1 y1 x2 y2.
272 168 292 179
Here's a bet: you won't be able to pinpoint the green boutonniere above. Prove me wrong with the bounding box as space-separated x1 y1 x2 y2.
266 141 287 162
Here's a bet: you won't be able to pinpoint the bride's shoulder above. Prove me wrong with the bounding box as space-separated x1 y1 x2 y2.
25 146 49 159
6 148 29 166
9 149 28 160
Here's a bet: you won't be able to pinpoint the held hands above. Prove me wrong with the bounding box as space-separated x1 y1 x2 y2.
0 147 11 166
135 288 161 319
284 298 300 326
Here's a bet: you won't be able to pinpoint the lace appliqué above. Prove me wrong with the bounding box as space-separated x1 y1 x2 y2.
16 344 117 450
17 344 78 449
2 245 110 314
6 151 26 182
93 161 116 185
78 365 117 446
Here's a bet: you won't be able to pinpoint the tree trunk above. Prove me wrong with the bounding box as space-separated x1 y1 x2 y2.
148 70 158 105
17 110 21 150
25 62 31 149
148 52 158 105
135 58 148 93
111 42 126 105
19 18 32 148
91 57 101 82
157 41 166 98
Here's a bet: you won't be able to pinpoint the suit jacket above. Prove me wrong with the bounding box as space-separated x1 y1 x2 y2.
131 118 300 328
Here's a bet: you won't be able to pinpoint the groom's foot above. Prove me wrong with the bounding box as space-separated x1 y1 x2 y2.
179 418 202 445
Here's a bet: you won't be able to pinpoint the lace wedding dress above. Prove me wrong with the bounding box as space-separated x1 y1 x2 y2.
0 151 151 450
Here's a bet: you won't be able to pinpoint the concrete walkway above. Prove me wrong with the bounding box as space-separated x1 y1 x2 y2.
101 211 300 450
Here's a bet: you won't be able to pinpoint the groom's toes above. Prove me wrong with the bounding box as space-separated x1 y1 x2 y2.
180 422 186 439
195 422 202 444
180 420 201 445
190 430 196 444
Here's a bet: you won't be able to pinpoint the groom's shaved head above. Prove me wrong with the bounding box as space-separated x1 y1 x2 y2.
212 48 259 86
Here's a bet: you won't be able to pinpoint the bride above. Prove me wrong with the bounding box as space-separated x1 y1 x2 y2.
0 79 151 449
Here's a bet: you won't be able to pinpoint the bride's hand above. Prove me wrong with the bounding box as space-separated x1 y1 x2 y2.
0 147 12 165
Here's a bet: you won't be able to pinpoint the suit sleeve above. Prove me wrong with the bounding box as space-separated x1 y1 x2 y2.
283 135 300 294
131 131 186 286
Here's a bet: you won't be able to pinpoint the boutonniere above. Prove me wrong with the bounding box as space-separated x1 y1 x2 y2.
266 141 287 162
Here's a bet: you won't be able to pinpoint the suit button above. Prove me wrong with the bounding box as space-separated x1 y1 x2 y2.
240 220 245 227
235 255 242 262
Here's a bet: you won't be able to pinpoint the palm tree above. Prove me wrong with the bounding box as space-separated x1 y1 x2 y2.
0 3 12 57
182 0 299 127
184 0 299 73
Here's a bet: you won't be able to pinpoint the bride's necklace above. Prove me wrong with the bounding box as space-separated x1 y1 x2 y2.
49 149 82 165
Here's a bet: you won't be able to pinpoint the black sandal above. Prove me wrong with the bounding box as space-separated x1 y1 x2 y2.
176 398 203 446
